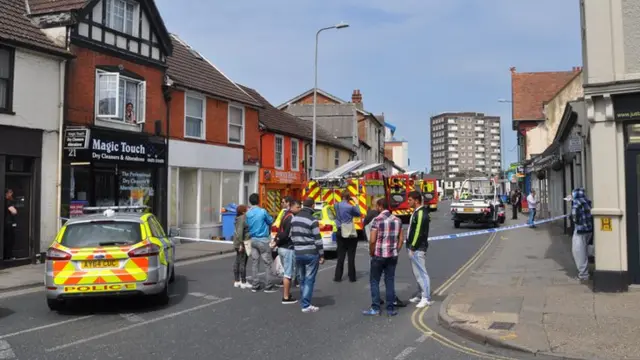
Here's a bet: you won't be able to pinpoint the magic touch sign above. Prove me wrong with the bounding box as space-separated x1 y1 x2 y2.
66 128 166 166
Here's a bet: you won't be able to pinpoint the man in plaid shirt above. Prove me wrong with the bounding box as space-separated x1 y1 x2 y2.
363 198 404 317
569 187 593 281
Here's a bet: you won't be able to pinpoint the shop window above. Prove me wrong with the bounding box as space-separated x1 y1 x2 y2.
0 45 14 112
291 139 299 171
69 166 90 202
96 71 146 124
169 167 178 227
201 170 221 224
118 169 153 208
95 168 116 206
228 104 244 144
626 123 640 144
180 168 197 225
222 172 240 209
275 135 284 169
185 93 205 139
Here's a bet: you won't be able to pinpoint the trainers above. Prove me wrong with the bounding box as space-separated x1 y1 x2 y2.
234 281 241 288
409 296 421 303
263 286 278 293
394 299 407 308
251 284 262 293
241 282 252 289
302 305 319 313
282 296 298 305
416 298 433 308
362 308 381 316
387 310 398 317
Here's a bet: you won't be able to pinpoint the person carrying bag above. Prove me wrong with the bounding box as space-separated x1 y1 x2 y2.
333 189 362 283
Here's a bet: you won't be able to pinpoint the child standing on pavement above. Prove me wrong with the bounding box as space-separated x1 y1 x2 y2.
232 205 252 289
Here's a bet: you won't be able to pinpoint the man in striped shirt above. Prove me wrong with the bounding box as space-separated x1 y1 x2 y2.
363 198 404 316
290 198 325 313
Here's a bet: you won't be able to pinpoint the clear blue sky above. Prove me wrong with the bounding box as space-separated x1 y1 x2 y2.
155 0 582 171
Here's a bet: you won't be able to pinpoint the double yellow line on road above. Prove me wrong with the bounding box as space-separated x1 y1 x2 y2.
410 232 520 359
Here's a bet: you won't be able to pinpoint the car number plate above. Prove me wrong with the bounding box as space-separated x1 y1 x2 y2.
81 260 118 269
463 208 474 212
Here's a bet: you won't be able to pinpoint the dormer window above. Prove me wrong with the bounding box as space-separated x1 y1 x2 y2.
105 0 138 36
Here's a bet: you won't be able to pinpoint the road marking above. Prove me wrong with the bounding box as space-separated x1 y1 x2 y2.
188 292 206 297
0 315 94 339
45 297 231 352
394 347 416 360
415 333 430 342
119 313 144 323
203 295 219 300
0 340 15 359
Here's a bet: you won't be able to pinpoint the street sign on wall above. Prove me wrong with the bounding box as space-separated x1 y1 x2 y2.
568 135 582 153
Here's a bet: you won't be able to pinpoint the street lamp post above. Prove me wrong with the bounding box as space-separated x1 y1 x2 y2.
312 22 349 178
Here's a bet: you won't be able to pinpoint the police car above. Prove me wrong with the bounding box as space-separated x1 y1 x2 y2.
44 206 175 311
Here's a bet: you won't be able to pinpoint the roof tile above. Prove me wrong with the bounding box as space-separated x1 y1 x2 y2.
511 68 581 121
238 84 353 152
167 34 260 107
28 0 87 14
0 0 69 55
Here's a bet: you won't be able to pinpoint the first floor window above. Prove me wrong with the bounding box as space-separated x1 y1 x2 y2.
228 105 244 144
0 46 14 111
185 94 205 138
291 139 299 171
96 71 145 124
275 136 284 169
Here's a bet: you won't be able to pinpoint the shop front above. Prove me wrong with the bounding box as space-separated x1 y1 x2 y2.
259 168 304 216
61 126 167 225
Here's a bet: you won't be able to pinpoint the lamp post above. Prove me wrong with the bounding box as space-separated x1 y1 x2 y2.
312 22 349 178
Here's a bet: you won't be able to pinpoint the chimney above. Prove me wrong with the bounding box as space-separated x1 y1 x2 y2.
352 89 363 110
509 66 516 73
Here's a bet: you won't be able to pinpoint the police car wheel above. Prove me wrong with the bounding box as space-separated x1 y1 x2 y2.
47 299 64 311
454 221 461 229
169 265 176 283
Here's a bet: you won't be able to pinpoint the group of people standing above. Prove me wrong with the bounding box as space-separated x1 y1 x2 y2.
231 189 434 316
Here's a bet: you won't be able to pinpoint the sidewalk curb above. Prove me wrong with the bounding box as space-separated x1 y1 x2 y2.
437 282 589 360
0 247 235 295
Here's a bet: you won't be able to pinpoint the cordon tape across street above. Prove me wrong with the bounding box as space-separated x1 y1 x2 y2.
59 214 569 245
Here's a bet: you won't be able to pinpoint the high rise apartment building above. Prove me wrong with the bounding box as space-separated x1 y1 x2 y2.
430 112 502 178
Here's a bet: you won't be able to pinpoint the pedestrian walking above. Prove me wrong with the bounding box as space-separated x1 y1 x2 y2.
275 199 299 304
405 191 432 308
333 190 361 283
3 188 17 260
511 189 521 220
568 188 593 281
291 198 325 313
363 198 403 317
232 205 252 289
527 189 537 227
246 193 278 293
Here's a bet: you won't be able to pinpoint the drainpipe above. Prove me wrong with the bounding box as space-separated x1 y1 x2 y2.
55 59 67 233
162 82 172 231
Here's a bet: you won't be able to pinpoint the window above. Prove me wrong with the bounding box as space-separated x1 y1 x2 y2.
105 0 137 35
180 168 198 224
291 139 299 171
61 221 141 248
228 104 244 144
0 46 14 112
96 71 145 124
221 172 240 209
275 135 284 169
334 150 340 166
185 93 205 138
201 170 221 224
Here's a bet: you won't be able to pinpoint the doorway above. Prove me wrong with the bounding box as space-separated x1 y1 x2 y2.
626 149 640 284
4 174 32 260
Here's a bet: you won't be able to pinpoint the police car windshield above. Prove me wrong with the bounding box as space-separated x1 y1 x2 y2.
61 221 141 248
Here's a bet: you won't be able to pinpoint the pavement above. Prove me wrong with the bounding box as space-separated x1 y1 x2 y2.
0 203 565 359
0 240 236 293
438 216 640 360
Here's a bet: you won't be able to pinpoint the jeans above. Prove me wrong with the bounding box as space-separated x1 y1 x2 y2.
572 230 591 280
277 247 295 280
3 224 15 260
233 249 248 282
296 254 320 309
528 209 536 226
335 230 358 282
251 239 276 287
370 256 398 312
409 249 431 301
511 205 518 219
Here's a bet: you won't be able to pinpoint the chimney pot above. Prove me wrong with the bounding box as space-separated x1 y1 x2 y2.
510 66 516 73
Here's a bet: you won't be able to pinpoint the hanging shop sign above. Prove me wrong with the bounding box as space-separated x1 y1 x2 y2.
64 127 90 150
65 127 166 166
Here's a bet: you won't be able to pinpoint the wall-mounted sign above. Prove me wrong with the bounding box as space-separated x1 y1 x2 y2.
601 217 612 231
260 169 302 184
65 127 166 166
64 127 90 150
568 135 582 153
613 93 640 120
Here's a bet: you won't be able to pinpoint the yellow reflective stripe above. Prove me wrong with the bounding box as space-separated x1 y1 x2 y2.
411 210 423 247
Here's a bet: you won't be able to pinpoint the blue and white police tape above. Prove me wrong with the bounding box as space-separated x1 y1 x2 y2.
427 214 569 242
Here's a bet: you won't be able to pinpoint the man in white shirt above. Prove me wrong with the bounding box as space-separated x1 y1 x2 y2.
527 190 537 227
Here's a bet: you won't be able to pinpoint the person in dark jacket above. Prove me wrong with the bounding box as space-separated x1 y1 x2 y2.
510 189 521 220
570 188 593 281
406 191 432 308
232 205 252 289
275 199 299 304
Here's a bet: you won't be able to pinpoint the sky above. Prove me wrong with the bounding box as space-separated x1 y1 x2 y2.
155 0 583 172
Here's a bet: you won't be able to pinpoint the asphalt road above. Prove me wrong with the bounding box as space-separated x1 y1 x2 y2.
0 202 555 360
